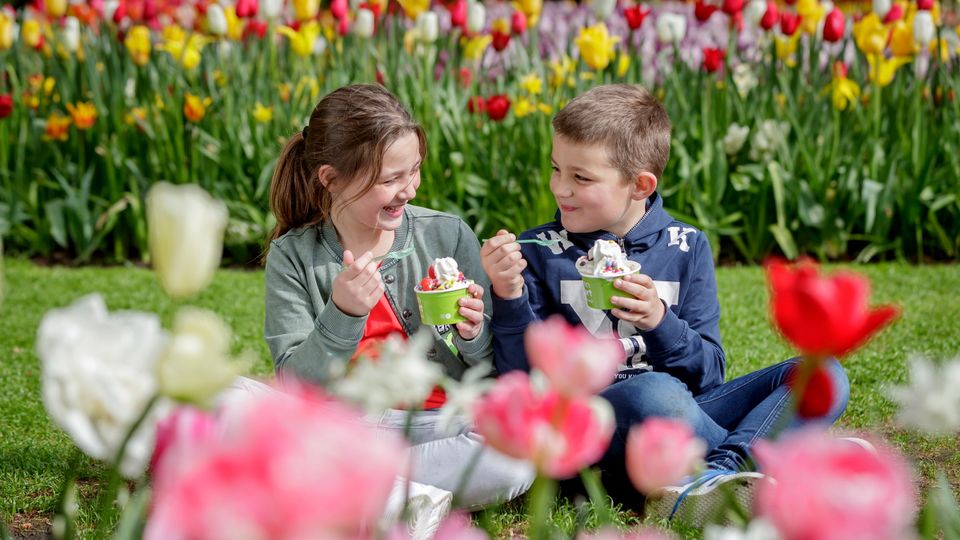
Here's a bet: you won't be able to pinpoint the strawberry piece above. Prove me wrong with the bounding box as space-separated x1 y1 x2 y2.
428 266 436 279
420 278 434 291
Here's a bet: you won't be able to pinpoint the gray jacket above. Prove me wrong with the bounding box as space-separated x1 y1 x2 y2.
264 205 493 385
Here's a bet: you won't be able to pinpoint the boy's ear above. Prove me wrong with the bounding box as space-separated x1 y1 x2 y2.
630 171 658 200
317 164 337 191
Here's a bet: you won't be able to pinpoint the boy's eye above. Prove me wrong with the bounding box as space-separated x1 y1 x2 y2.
550 165 559 172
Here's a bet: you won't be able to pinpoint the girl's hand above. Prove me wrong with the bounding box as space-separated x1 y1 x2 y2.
331 250 384 317
480 230 526 300
610 273 666 330
455 283 485 340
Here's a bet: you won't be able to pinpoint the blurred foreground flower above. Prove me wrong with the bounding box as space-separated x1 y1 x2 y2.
147 182 228 300
525 315 623 397
890 354 960 434
626 417 706 495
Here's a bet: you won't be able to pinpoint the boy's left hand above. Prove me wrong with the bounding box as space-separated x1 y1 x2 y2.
455 283 485 340
610 274 666 330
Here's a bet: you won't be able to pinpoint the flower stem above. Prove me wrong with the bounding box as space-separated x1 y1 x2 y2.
526 474 557 540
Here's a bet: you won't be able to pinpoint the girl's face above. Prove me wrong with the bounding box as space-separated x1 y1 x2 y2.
332 131 422 235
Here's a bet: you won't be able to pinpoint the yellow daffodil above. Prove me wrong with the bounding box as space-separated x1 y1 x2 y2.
797 0 825 35
520 73 543 95
867 54 911 86
853 13 888 56
398 0 429 20
828 75 860 111
44 112 71 141
0 11 16 50
278 21 320 57
617 51 630 77
537 102 553 114
514 97 535 118
66 101 97 130
292 0 319 21
548 55 576 89
252 103 273 123
184 93 212 123
575 23 620 71
124 25 151 66
462 34 492 61
512 0 542 27
158 26 209 70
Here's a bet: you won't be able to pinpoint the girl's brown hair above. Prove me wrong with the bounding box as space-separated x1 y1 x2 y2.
267 84 426 245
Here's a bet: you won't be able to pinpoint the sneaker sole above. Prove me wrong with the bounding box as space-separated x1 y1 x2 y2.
645 471 765 527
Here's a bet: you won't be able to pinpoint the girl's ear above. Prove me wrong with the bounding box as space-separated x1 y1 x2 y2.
630 171 658 201
318 164 337 191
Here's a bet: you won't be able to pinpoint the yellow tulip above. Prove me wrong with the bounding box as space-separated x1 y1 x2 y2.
928 38 949 63
45 0 68 18
462 34 492 61
44 112 72 141
124 25 151 66
22 19 44 49
775 33 801 67
225 7 244 41
575 23 620 71
397 0 429 20
184 93 212 123
797 0 825 35
278 21 320 57
0 11 16 50
853 13 887 56
520 73 543 95
889 20 917 56
617 52 630 77
512 0 542 26
537 102 553 114
548 55 576 89
828 76 860 110
124 106 148 127
66 101 97 130
158 27 208 70
253 103 273 123
867 54 911 87
292 0 319 21
514 97 535 118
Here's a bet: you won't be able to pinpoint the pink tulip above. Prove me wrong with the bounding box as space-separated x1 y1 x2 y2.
625 418 706 495
149 406 218 484
330 0 347 19
754 430 915 540
578 528 676 540
434 512 489 540
525 316 624 397
235 0 258 18
473 371 615 478
146 390 407 540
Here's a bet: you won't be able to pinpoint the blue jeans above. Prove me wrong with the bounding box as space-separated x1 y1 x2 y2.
598 358 849 473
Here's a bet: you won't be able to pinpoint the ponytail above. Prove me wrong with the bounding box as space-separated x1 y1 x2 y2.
266 131 329 247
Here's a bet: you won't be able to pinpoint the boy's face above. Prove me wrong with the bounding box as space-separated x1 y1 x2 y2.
549 135 647 237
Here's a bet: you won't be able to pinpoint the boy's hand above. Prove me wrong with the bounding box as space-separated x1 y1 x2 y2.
455 283 485 340
331 250 384 317
480 229 527 300
610 273 666 330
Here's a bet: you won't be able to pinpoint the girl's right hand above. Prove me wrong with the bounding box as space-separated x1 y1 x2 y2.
331 250 384 317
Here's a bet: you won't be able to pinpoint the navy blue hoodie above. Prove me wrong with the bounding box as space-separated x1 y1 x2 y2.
490 192 725 395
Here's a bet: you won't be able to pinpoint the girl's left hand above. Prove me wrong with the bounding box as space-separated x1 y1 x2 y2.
455 283 485 340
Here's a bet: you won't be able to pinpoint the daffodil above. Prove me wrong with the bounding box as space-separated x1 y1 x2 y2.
124 25 151 66
537 102 553 114
511 0 542 26
462 34 492 61
514 97 535 118
66 101 97 130
867 54 911 87
825 63 860 110
278 21 321 57
548 55 576 89
520 73 543 95
575 23 620 71
184 93 212 123
252 103 273 123
398 0 429 20
44 111 72 141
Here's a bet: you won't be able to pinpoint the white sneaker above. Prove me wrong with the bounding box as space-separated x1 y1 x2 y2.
382 479 453 540
645 469 766 527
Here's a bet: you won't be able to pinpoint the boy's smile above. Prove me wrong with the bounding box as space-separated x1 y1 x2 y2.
549 135 650 238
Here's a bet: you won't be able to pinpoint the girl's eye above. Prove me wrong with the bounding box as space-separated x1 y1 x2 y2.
575 174 591 182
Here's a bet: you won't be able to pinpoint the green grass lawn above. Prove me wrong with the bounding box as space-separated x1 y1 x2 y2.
2 258 959 537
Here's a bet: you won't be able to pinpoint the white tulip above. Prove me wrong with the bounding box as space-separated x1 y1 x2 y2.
1 14 19 49
62 16 81 51
102 0 121 21
349 0 364 11
912 10 935 47
262 0 284 19
466 1 485 34
723 123 750 155
655 12 687 45
147 182 228 300
37 294 173 478
313 33 327 55
591 0 616 22
744 0 766 28
156 307 243 404
890 355 960 435
871 0 891 19
353 7 375 38
415 11 439 43
206 3 228 36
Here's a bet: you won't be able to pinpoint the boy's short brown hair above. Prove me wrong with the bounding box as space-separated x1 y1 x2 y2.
552 84 671 181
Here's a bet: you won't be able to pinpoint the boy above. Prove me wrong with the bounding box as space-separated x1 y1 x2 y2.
480 84 850 523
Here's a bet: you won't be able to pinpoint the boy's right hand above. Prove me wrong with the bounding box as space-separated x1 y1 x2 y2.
331 250 384 317
480 229 527 300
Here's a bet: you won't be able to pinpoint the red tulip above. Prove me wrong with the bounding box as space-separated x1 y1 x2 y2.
722 0 744 15
882 3 903 23
623 5 650 29
782 0 795 4
330 0 348 19
112 0 127 22
360 1 381 17
467 95 486 114
760 0 779 30
510 9 527 35
0 94 13 119
458 66 473 88
243 19 268 39
492 29 511 51
822 8 845 42
235 0 258 18
376 70 385 86
449 0 467 28
765 258 899 359
916 0 933 10
485 94 510 121
694 0 719 22
780 12 801 35
702 47 726 72
789 363 835 418
337 15 349 35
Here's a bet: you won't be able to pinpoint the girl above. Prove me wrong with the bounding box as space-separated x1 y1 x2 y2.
263 84 533 509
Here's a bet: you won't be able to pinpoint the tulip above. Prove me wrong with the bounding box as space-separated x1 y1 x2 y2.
486 94 510 120
124 25 151 66
243 19 268 39
872 0 891 18
415 11 438 42
510 9 527 34
462 33 491 60
511 0 542 27
780 12 801 35
262 0 284 19
760 0 778 29
867 53 911 86
916 0 933 9
183 93 211 122
330 0 348 18
292 0 319 20
0 93 10 119
743 0 766 26
765 258 899 358
44 112 72 141
796 0 824 34
912 10 934 46
722 0 744 16
448 0 466 28
702 47 726 72
789 362 835 418
822 8 845 42
22 19 44 50
66 101 97 130
0 10 17 51
46 0 68 18
694 0 718 22
467 95 486 114
397 0 428 19
235 0 258 18
574 22 620 71
525 316 623 397
591 0 616 22
157 29 208 70
623 5 649 29
882 2 903 22
519 73 543 95
147 182 228 300
156 308 242 404
353 7 375 37
466 1 485 33
491 18 511 51
889 19 916 55
655 12 687 44
626 418 706 494
277 20 321 56
853 13 886 55
206 4 228 36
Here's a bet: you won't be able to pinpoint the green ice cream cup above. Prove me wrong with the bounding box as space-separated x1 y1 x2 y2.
579 261 642 310
415 282 471 325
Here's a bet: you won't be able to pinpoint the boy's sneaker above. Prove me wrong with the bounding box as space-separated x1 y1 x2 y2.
644 469 766 528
